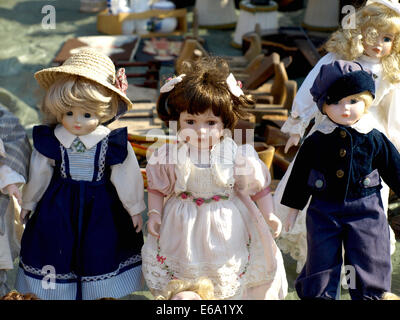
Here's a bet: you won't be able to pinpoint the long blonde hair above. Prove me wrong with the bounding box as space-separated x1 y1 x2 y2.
325 2 400 83
41 75 119 125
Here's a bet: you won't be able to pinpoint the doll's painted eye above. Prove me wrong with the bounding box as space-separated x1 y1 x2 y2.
208 121 216 126
186 120 194 125
350 99 359 104
66 111 73 116
84 113 91 118
384 37 393 43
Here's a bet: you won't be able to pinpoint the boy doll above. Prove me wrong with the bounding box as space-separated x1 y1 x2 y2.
281 60 400 300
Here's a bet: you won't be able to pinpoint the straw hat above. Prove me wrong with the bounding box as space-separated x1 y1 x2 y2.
34 48 133 111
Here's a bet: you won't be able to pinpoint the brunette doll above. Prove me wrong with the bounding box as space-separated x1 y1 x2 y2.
141 57 288 300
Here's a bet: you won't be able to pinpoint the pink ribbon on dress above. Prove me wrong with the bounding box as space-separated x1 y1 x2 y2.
115 68 128 94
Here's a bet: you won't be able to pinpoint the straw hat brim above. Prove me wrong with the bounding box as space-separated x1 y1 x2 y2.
34 65 133 111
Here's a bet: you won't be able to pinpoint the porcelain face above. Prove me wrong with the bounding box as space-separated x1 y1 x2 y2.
323 95 366 126
362 31 394 59
178 109 224 149
62 106 100 136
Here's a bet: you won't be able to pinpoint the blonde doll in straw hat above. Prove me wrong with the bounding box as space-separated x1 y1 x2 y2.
15 48 146 300
273 0 400 274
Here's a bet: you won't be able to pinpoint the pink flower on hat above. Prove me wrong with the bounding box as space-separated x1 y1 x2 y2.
212 195 221 201
115 68 128 94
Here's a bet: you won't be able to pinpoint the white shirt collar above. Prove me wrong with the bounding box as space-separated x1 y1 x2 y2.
54 124 111 149
315 114 375 135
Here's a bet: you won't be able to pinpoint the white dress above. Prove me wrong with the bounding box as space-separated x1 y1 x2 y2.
274 52 398 272
141 137 287 300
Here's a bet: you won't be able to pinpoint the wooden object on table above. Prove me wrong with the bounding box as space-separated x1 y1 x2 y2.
241 26 326 78
241 59 297 124
302 0 340 32
97 8 187 37
175 38 208 74
194 0 237 29
254 142 275 177
224 33 263 69
245 56 295 104
232 0 278 48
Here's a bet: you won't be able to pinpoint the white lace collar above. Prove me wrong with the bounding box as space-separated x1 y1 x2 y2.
54 124 110 149
315 114 374 135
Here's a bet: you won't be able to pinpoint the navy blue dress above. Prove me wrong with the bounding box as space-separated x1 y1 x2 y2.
15 125 144 300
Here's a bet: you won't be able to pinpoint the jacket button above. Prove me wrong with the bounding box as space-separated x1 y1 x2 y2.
339 149 346 157
363 178 371 186
339 130 347 138
315 179 324 188
336 170 344 178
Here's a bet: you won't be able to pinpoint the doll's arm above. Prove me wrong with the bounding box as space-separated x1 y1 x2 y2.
110 142 146 232
147 190 164 238
0 164 26 204
254 192 282 238
284 207 300 232
281 53 336 150
22 148 54 212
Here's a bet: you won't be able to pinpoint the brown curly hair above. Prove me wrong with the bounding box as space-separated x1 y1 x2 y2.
157 57 253 131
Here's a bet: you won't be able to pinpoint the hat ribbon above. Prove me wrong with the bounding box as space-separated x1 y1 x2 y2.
115 68 128 95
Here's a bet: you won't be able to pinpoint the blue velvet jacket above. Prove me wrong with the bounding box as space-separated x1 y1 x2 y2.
281 121 400 210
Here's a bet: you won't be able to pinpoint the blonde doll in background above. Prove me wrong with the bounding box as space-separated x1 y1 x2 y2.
15 48 146 300
155 277 215 300
274 0 400 273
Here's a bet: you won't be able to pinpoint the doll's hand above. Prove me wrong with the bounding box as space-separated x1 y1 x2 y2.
147 213 161 238
284 209 299 232
265 213 282 238
20 209 31 225
284 134 301 154
131 214 143 233
5 184 22 205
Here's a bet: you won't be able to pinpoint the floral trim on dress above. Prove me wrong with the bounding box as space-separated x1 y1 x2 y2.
178 191 230 206
155 235 252 280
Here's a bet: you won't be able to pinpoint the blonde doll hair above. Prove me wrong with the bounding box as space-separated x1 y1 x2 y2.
325 2 400 83
41 75 119 125
322 91 374 114
155 277 215 300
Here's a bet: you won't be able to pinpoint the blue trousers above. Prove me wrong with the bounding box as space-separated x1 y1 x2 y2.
295 192 391 300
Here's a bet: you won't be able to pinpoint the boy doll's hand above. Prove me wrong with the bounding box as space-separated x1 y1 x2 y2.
284 208 299 232
131 214 143 233
5 184 22 204
284 134 301 154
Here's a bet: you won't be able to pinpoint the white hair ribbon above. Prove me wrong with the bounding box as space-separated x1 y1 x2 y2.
226 73 244 97
366 0 400 15
160 74 186 93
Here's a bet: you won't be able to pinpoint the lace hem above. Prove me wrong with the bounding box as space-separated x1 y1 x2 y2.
19 254 142 282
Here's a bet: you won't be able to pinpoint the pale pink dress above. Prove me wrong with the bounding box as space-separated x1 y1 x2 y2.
141 137 287 300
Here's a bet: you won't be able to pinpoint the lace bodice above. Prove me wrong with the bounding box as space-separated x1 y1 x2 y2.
185 162 232 199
